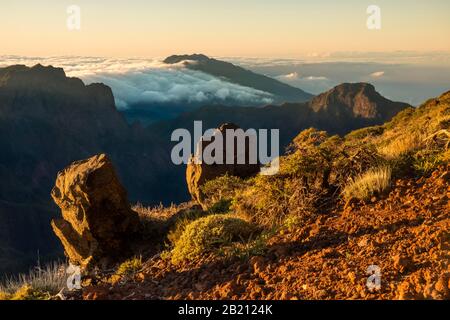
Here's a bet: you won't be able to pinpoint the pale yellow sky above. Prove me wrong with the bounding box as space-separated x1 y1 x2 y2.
1 0 449 58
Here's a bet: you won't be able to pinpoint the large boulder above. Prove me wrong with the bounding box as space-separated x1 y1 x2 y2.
51 154 140 269
186 123 260 208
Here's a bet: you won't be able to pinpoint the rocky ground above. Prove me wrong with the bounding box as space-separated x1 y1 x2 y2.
80 166 449 300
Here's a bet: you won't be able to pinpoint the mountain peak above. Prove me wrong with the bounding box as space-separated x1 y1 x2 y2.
0 64 68 88
163 54 211 64
163 54 313 103
0 64 125 132
310 82 409 119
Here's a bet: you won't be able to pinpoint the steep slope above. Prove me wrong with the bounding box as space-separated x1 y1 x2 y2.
163 54 313 103
76 90 449 301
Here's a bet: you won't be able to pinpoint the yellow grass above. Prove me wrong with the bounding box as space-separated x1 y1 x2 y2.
343 166 392 201
378 132 423 159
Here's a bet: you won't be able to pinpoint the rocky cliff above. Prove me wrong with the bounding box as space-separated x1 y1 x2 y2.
310 83 409 120
0 65 168 275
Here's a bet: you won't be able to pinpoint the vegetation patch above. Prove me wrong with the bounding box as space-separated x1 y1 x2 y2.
0 262 67 300
116 257 143 276
170 215 256 265
166 207 207 248
343 166 392 201
201 174 245 211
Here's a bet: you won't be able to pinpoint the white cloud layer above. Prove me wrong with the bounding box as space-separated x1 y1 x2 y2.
0 56 274 109
370 71 385 78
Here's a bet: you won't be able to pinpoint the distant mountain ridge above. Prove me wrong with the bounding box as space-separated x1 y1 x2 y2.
150 83 410 154
163 54 313 104
310 83 408 120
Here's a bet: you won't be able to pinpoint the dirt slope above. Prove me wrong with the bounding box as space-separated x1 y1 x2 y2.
82 166 449 300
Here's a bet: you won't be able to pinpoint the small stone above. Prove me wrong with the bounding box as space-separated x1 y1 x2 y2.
250 256 266 274
393 254 412 274
316 289 328 299
358 238 369 247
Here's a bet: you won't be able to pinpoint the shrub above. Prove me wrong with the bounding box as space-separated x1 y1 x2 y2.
200 174 245 210
170 215 255 265
384 107 416 130
332 141 383 188
282 214 304 231
207 198 232 214
413 149 444 174
116 257 143 276
166 208 206 248
234 174 321 227
6 285 49 300
343 166 392 201
217 229 275 260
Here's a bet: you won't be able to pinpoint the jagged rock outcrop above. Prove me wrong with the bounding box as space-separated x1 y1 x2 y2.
186 123 260 208
310 83 409 120
51 154 140 269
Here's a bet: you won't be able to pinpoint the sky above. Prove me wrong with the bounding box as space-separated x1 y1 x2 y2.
1 0 450 58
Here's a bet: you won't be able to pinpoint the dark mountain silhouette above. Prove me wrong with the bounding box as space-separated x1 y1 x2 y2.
0 65 171 275
163 54 313 104
0 64 409 276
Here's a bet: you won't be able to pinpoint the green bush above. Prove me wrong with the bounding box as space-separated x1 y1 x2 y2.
116 257 143 276
413 149 444 174
207 198 232 214
166 208 206 248
217 229 275 260
170 215 255 265
200 174 245 210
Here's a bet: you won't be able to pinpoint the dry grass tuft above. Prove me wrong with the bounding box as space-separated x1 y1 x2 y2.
378 132 424 159
343 166 392 201
0 261 68 300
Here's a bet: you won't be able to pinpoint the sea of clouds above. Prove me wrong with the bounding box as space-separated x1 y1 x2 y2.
227 52 450 105
2 52 450 107
0 56 274 109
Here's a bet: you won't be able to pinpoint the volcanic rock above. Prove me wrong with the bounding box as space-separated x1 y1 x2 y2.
51 154 140 269
186 123 260 208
